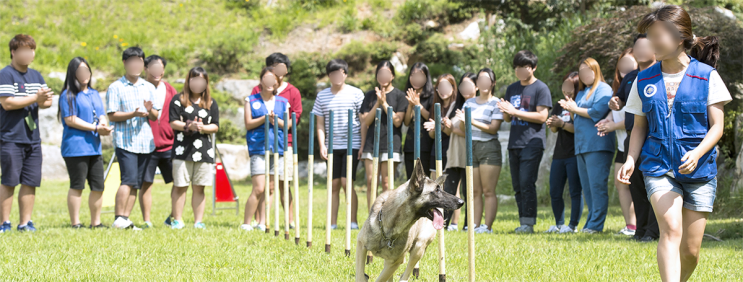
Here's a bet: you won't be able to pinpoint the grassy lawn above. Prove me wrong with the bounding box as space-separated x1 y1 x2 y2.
0 179 741 281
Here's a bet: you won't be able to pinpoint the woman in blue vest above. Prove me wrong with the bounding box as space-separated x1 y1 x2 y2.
241 66 290 232
618 6 731 281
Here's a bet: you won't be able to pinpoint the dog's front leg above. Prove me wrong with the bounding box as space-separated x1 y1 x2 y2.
376 257 403 282
355 240 369 282
399 244 426 282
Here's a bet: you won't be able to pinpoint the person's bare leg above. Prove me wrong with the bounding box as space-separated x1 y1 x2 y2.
451 180 461 225
472 167 483 227
123 188 137 218
480 164 501 229
244 175 266 225
172 186 188 221
364 159 375 209
679 208 709 282
331 179 342 225
18 185 35 225
67 189 83 225
349 180 358 224
650 191 684 282
192 185 206 223
89 191 103 226
139 182 154 222
0 185 15 223
380 161 390 192
114 185 131 216
615 164 636 227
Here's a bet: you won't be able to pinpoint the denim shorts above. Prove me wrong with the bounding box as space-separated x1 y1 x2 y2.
644 175 717 212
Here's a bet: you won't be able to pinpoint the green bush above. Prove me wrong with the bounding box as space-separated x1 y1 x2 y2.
410 33 463 68
290 58 320 100
334 40 397 75
198 31 257 74
216 119 246 145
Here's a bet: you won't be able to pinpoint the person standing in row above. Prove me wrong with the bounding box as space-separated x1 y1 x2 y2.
0 34 54 232
403 62 434 177
168 67 220 229
423 74 457 175
59 57 114 229
498 50 552 233
106 47 160 230
313 59 363 230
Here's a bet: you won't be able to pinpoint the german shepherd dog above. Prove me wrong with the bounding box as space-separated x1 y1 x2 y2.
356 159 465 282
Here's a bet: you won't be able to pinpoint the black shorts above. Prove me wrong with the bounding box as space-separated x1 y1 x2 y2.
64 155 105 191
115 147 151 189
143 150 173 184
615 149 627 164
331 149 360 181
0 141 42 187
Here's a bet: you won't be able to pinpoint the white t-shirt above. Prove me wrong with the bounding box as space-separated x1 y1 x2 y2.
612 108 627 152
155 82 167 120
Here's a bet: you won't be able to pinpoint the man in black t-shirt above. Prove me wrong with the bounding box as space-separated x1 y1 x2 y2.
498 50 552 233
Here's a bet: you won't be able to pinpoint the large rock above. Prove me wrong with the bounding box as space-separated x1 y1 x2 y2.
41 144 68 180
459 21 481 41
216 144 250 181
214 79 260 101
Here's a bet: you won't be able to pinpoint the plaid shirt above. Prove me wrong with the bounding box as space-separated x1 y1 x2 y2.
106 76 160 154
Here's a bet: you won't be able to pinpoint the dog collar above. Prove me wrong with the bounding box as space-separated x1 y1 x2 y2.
377 207 396 249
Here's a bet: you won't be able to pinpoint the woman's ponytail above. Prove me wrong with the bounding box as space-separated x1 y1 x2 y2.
690 35 720 68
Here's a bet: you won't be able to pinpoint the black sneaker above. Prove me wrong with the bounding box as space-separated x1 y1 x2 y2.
90 224 108 229
639 235 657 243
71 224 84 229
164 215 172 227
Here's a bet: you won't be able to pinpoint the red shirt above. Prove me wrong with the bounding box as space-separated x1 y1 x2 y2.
150 81 177 152
251 82 302 147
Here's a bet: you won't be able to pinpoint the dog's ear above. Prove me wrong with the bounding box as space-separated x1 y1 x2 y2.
408 158 426 194
434 174 447 187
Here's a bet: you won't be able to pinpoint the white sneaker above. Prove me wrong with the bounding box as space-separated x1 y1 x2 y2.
256 224 266 232
350 222 359 230
251 220 258 228
112 217 131 229
514 225 534 234
447 224 458 231
330 224 337 230
544 225 561 233
616 226 636 236
559 225 577 234
240 224 254 231
474 224 491 234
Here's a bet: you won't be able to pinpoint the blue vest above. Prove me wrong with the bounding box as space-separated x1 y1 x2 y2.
636 57 716 182
246 94 289 156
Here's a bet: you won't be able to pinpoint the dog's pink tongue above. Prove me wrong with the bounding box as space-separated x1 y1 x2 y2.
432 209 444 230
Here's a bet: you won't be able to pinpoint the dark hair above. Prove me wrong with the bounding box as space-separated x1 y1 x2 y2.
612 48 634 93
266 53 291 69
374 60 396 86
326 59 349 75
144 55 167 68
431 74 458 117
451 72 477 118
122 47 145 61
637 5 720 67
476 67 497 94
58 57 94 121
404 62 434 99
633 33 648 45
258 66 283 95
512 50 538 69
180 67 212 110
9 34 36 59
563 71 580 99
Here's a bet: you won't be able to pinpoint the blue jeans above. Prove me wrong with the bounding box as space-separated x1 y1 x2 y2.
549 156 583 228
576 151 613 231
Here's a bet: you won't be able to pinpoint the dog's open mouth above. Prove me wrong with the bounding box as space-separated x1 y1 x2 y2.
427 208 444 230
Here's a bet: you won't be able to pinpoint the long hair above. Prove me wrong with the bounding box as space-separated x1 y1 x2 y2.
637 5 720 67
451 72 477 119
258 66 283 95
612 48 634 93
578 58 605 100
476 67 497 95
375 60 396 88
430 73 457 117
564 71 580 99
58 57 94 121
180 67 212 109
404 62 434 100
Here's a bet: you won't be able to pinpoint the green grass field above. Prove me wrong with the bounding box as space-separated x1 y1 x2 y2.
0 179 741 281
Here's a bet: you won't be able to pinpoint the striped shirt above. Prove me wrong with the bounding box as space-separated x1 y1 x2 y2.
0 65 47 144
106 76 160 154
463 97 503 141
311 85 364 150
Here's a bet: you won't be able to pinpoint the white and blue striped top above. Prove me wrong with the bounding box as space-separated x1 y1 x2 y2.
311 85 364 150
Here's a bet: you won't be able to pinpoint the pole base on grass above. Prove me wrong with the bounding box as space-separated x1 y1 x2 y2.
295 238 299 245
307 241 312 248
325 244 331 253
439 274 446 282
413 268 419 278
345 250 350 257
275 230 279 237
285 233 290 240
265 228 270 234
366 255 373 264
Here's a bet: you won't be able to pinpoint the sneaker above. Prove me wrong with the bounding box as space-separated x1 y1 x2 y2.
462 226 467 231
164 215 172 227
251 220 258 227
256 224 266 232
0 221 11 233
71 223 85 229
639 235 657 243
289 221 295 229
544 225 561 233
142 221 153 229
17 221 36 232
559 225 577 234
615 226 636 236
447 224 458 231
194 222 206 229
240 224 254 231
474 224 491 234
581 228 599 234
330 224 337 230
171 220 185 230
112 217 131 229
90 224 108 229
350 222 359 230
514 225 534 234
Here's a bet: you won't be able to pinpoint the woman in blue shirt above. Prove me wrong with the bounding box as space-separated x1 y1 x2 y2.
59 57 114 229
558 58 615 233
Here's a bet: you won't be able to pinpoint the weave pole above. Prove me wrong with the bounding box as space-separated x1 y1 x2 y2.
284 111 291 241
274 115 281 237
344 109 353 257
387 106 394 191
307 113 315 248
413 104 421 278
325 110 334 253
367 108 381 264
434 103 446 282
465 107 475 282
292 112 300 245
264 114 271 233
